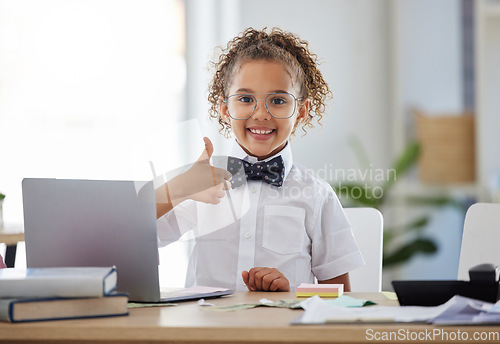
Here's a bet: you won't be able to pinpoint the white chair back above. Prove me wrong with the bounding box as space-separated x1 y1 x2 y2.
458 203 500 280
344 207 383 292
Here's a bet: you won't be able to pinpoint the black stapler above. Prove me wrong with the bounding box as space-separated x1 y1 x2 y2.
469 263 499 284
392 263 499 306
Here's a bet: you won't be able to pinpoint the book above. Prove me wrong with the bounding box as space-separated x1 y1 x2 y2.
296 283 344 298
0 293 129 323
0 266 117 298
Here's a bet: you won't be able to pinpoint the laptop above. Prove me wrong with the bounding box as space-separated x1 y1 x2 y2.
22 178 233 302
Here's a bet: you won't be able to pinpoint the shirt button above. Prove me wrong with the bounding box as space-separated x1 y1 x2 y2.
244 232 251 239
250 187 256 193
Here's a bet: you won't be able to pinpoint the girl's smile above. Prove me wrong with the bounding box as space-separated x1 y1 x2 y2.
221 60 308 160
247 126 275 140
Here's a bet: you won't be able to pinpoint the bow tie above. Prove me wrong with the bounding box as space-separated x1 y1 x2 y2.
227 156 285 188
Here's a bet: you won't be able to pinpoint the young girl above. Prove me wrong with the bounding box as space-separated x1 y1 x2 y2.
156 27 364 292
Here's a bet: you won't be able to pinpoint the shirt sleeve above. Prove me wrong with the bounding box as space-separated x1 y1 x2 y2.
156 200 197 247
309 186 365 281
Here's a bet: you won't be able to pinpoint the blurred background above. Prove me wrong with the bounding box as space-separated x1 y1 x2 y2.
1 0 499 290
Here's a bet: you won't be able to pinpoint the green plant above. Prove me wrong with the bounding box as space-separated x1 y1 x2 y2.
332 140 466 268
0 193 4 201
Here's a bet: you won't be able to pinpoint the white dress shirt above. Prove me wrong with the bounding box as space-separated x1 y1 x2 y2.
157 142 365 291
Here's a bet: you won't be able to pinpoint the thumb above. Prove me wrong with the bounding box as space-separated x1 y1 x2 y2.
241 270 249 284
241 270 254 291
197 137 214 162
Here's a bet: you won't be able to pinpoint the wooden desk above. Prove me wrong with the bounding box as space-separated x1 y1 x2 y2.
0 223 24 267
1 292 499 344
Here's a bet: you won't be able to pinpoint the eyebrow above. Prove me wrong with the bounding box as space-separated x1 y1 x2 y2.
234 88 290 94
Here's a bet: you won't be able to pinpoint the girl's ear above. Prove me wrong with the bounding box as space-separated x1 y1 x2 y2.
295 98 309 127
219 96 230 124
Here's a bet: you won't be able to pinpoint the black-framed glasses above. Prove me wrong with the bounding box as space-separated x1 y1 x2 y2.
223 92 304 120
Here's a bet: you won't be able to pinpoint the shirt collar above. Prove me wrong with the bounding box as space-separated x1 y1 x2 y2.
229 140 293 181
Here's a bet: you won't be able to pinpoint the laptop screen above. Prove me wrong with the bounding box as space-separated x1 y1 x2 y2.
22 178 161 302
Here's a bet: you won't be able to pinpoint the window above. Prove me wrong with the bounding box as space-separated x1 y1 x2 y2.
0 0 185 221
0 0 187 286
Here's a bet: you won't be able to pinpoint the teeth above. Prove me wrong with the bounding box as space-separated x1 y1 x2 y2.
250 128 273 135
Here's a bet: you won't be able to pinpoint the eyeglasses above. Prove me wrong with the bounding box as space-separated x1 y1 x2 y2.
223 92 303 120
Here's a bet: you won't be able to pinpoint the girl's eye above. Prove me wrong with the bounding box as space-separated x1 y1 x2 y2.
238 96 254 103
269 97 287 105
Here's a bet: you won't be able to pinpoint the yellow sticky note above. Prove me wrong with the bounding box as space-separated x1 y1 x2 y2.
381 291 398 301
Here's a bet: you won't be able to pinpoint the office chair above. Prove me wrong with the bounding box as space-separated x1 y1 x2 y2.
457 203 500 280
344 207 383 292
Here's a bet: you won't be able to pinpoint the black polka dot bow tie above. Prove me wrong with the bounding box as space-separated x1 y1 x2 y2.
227 156 285 188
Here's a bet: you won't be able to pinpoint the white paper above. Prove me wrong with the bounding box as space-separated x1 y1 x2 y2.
259 298 274 305
296 295 498 325
197 299 214 307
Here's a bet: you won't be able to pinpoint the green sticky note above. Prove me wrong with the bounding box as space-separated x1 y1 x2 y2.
325 295 376 307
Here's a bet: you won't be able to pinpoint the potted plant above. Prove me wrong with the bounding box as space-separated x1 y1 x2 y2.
332 141 466 268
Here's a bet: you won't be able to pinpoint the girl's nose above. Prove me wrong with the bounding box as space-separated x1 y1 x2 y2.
251 99 271 120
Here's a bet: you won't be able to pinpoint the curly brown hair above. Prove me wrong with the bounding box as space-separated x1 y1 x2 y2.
208 27 333 137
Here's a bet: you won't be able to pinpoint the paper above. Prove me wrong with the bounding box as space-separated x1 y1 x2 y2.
473 298 500 324
209 299 303 312
296 283 343 298
431 296 498 325
381 291 398 301
208 303 259 312
295 295 500 325
325 295 376 307
296 283 343 290
259 298 274 305
197 299 215 307
209 296 375 313
484 300 500 313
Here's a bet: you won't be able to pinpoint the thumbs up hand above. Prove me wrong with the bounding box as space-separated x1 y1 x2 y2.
156 137 232 214
184 137 232 204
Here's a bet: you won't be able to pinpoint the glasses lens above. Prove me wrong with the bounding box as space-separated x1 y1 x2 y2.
226 94 256 119
226 93 297 119
266 93 296 118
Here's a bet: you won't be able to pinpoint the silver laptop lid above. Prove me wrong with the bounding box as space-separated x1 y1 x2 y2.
22 178 160 302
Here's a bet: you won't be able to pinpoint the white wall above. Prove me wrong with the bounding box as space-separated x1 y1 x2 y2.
396 0 463 114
